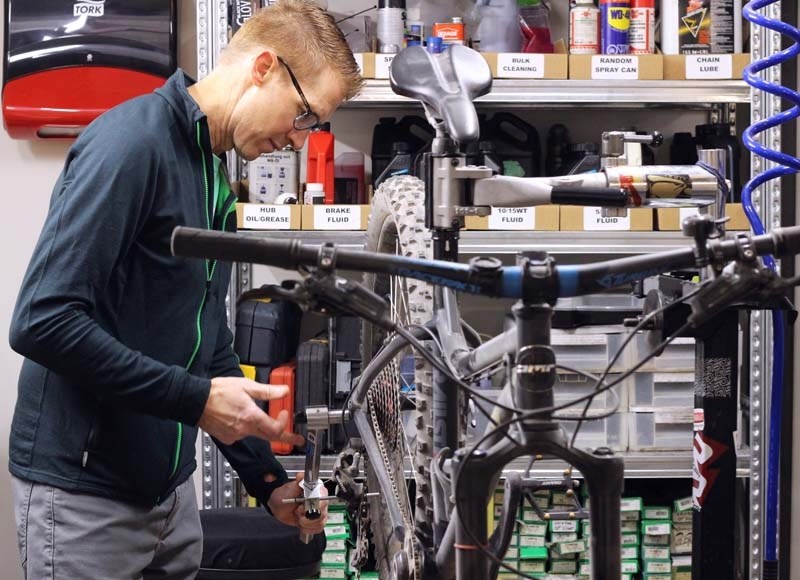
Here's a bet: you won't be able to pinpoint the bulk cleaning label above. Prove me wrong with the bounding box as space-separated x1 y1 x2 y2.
488 207 535 229
686 54 733 79
591 55 639 80
497 54 545 79
375 55 395 79
313 206 362 230
584 207 631 231
242 204 292 230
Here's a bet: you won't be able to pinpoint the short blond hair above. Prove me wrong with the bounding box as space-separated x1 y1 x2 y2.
224 0 363 101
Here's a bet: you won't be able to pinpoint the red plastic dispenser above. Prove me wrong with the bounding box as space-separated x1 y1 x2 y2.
306 123 335 204
3 0 177 139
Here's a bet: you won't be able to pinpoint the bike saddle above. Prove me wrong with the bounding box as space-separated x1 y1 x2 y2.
389 44 492 144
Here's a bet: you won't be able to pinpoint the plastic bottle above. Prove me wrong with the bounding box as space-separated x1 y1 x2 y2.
629 0 655 54
518 0 554 54
375 142 413 188
334 152 366 204
569 0 600 55
306 123 335 204
475 0 521 53
303 183 326 205
377 0 406 53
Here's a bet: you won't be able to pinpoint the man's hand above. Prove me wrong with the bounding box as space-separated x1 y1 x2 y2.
267 472 328 535
198 376 305 446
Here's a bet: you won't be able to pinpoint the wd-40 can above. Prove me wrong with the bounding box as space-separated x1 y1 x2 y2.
600 0 630 54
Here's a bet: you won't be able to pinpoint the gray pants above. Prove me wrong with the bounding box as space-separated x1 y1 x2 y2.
12 475 203 580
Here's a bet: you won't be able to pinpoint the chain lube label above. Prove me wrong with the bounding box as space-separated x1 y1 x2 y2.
591 55 639 79
584 207 631 230
686 55 733 79
313 205 362 230
243 204 292 229
497 54 545 79
488 207 535 229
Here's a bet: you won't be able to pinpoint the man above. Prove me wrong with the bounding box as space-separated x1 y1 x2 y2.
8 1 362 578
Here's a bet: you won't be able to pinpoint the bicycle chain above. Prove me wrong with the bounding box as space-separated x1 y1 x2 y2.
365 357 421 579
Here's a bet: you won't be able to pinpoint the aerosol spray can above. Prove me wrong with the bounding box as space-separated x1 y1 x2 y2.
569 0 600 55
377 0 406 54
629 0 655 54
600 0 630 55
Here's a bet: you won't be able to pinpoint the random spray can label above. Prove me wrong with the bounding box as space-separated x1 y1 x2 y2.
600 0 631 55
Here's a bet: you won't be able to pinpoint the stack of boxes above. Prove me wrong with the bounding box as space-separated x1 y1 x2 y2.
317 505 354 580
491 484 693 579
548 327 696 453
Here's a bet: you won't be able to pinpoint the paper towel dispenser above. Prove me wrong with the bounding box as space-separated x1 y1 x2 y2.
3 0 177 139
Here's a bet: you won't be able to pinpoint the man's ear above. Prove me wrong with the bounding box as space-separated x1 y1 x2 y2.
252 50 278 87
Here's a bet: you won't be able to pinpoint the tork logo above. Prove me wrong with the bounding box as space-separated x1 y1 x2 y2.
74 0 105 17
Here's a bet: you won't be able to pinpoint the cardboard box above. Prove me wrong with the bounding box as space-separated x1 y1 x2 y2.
301 204 370 230
655 205 751 231
569 53 663 80
236 203 301 230
464 205 560 231
353 53 376 79
560 206 654 231
483 51 568 80
664 53 750 80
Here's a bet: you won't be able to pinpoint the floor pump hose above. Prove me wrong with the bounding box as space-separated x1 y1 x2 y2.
742 1 800 577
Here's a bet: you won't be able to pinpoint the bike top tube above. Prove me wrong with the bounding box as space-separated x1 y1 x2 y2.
171 225 800 301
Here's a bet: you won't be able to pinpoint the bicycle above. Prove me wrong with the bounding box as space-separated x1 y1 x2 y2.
172 45 799 580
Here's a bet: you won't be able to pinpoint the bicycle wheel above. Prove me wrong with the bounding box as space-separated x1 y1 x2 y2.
361 175 433 577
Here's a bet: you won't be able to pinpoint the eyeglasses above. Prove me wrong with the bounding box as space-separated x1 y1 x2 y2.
277 56 321 132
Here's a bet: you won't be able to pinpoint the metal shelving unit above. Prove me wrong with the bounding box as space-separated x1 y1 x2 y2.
195 4 787 577
350 79 751 107
269 450 752 480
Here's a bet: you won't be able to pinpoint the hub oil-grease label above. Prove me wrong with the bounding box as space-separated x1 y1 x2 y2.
242 205 292 230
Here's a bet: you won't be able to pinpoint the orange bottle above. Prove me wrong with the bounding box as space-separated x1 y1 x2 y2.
306 123 335 204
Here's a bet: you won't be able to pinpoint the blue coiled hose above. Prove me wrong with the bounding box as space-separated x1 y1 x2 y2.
742 0 800 570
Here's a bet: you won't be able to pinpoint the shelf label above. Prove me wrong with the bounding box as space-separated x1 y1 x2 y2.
583 207 631 231
685 54 733 80
242 204 292 230
375 54 395 79
313 205 362 230
353 53 364 76
679 207 701 225
591 55 639 80
488 207 535 229
496 53 545 79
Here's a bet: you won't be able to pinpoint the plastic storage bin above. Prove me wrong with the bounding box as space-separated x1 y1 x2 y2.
562 412 627 452
626 334 695 372
553 371 627 415
627 410 694 451
627 372 695 411
551 330 626 373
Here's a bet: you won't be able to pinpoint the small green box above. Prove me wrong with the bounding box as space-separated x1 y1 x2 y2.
518 560 546 573
641 545 671 560
641 520 672 536
620 546 638 560
673 497 693 512
643 506 672 520
319 564 347 579
621 511 642 522
519 520 547 535
642 533 671 546
621 497 643 512
549 519 579 533
621 532 640 546
549 558 578 574
322 552 348 565
621 520 639 532
672 510 693 524
518 534 546 548
551 538 587 556
643 559 672 574
621 559 640 574
324 525 350 540
326 538 349 551
550 531 578 543
520 546 548 560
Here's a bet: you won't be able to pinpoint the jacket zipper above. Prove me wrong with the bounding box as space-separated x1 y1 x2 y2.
166 122 217 485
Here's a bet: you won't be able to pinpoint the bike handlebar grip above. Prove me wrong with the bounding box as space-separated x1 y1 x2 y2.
171 226 310 270
550 186 629 207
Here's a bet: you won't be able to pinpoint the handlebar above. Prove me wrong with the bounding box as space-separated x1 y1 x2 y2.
171 226 800 302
